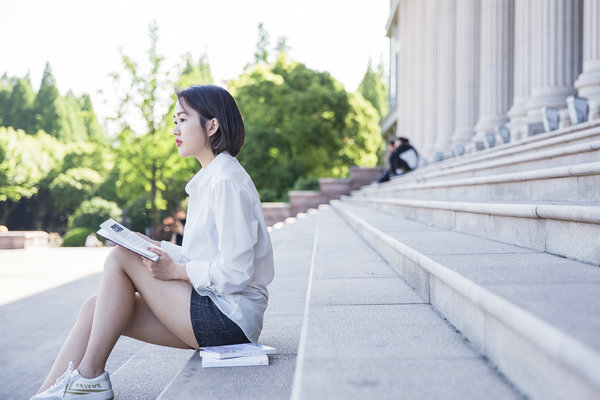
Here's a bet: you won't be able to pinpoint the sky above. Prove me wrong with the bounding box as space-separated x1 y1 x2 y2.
0 0 390 128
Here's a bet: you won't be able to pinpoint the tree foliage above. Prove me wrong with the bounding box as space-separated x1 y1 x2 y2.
253 22 270 64
68 196 122 230
357 61 388 120
230 54 381 201
0 68 105 142
110 22 215 234
2 76 36 133
33 62 61 135
0 128 58 224
0 22 384 233
49 167 103 212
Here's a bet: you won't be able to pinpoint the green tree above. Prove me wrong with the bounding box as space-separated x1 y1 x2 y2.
110 21 188 234
78 94 105 143
0 74 11 126
29 130 65 230
178 54 214 88
56 91 89 141
49 167 103 232
3 76 36 132
357 61 388 120
68 196 122 230
230 55 351 200
33 62 61 135
62 141 113 174
160 54 215 214
275 37 290 55
0 128 56 224
253 22 270 64
340 92 381 169
49 168 103 210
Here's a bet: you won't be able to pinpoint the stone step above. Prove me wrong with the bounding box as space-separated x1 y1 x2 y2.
357 161 600 203
406 120 600 182
157 211 319 399
110 343 192 400
367 123 600 190
331 201 600 400
291 206 523 400
343 196 600 266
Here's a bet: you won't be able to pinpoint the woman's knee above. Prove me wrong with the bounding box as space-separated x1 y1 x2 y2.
78 295 97 324
104 246 135 272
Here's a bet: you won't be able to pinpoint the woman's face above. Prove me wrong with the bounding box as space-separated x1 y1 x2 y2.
172 99 214 160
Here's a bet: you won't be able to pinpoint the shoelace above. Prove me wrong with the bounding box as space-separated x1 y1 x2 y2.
48 361 75 394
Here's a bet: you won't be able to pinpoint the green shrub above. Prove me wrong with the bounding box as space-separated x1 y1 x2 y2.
126 194 153 233
292 176 320 191
258 188 279 202
68 197 122 230
62 227 96 247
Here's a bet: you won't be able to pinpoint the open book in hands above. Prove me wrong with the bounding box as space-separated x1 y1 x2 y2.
96 219 161 261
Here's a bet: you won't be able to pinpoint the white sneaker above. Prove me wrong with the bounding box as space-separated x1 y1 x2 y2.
30 362 113 400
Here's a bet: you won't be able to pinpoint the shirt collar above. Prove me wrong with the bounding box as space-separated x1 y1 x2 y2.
185 152 231 195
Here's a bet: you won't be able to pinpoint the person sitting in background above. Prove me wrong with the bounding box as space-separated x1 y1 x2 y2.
84 233 103 247
171 211 186 246
376 139 398 183
390 137 419 176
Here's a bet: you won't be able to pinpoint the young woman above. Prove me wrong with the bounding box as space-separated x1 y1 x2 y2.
32 85 274 400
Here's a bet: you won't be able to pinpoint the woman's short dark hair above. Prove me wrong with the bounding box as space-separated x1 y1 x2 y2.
176 85 245 157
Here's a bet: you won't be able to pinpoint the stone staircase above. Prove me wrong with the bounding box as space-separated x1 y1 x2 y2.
5 120 599 399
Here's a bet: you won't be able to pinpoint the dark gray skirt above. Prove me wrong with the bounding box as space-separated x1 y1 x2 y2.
190 289 250 347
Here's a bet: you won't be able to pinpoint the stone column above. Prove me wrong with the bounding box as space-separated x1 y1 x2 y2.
452 0 480 151
525 0 582 126
474 0 514 145
406 0 419 143
575 0 600 119
435 0 457 157
398 0 411 139
508 0 531 140
421 0 438 161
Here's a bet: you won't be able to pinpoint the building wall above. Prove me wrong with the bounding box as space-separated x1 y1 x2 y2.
383 0 600 163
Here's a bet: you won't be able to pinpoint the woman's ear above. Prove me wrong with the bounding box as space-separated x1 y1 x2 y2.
207 118 219 137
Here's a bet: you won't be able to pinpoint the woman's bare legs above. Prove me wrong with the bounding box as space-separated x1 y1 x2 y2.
37 246 199 392
37 297 97 391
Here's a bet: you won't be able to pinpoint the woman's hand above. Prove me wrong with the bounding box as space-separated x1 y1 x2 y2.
141 247 189 281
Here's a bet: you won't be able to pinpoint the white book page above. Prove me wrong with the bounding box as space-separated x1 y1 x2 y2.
98 219 161 261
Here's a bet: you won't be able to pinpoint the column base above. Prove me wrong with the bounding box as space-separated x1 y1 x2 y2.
451 126 476 147
474 115 509 139
465 140 485 154
590 100 600 121
525 87 575 116
508 119 528 142
575 66 600 100
508 98 528 122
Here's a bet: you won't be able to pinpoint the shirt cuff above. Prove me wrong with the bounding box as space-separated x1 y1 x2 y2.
160 240 182 263
186 260 213 291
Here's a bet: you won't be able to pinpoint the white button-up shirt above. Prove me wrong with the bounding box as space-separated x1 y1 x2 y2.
160 152 274 342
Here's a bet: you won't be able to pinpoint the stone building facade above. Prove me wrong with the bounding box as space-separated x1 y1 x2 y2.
382 0 600 162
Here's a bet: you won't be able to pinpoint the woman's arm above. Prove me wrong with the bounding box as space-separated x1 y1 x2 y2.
186 179 259 295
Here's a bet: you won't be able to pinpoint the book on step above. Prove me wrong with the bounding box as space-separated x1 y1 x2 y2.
199 343 277 359
96 219 161 262
201 354 269 368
